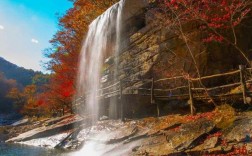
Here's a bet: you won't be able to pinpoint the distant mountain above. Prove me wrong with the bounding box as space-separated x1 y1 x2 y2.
0 57 42 87
0 57 47 114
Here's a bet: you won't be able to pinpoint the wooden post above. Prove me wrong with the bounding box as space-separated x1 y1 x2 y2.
250 61 252 75
151 78 159 117
239 65 247 104
151 78 155 104
156 103 160 117
188 79 195 115
119 80 125 121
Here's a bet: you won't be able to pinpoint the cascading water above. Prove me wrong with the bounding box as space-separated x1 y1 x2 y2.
75 0 148 155
77 1 123 123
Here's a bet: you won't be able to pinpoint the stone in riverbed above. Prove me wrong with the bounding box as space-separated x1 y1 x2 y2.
87 121 138 144
19 131 74 148
124 115 182 144
224 118 252 142
11 118 29 126
133 119 215 155
147 115 182 136
167 118 215 151
106 126 138 144
133 134 173 155
6 115 84 143
124 127 149 144
203 136 218 150
70 120 138 147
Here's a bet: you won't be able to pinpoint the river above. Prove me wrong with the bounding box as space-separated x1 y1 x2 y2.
0 114 22 126
0 114 71 156
0 142 71 156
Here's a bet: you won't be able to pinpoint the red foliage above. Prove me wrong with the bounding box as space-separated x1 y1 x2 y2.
185 112 216 121
162 0 251 43
171 126 181 132
43 0 117 114
59 80 75 98
206 131 223 140
203 144 248 156
37 99 45 106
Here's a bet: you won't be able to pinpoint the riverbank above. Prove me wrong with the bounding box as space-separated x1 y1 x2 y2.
2 104 252 155
0 142 68 156
0 113 22 126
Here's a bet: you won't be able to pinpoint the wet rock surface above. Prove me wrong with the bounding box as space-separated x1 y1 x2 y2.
3 106 252 155
6 115 84 143
167 119 215 151
202 136 218 150
11 118 29 126
224 117 252 142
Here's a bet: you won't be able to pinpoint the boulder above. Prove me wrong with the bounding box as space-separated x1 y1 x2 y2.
133 135 173 155
224 118 252 142
11 118 29 126
6 115 84 143
167 119 215 151
203 136 218 150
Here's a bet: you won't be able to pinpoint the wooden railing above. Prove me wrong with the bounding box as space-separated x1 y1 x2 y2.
74 81 122 107
74 65 252 116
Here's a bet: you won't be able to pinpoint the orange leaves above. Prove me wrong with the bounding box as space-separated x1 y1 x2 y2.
40 0 119 115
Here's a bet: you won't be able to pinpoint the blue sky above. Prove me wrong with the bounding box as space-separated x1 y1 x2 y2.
0 0 73 72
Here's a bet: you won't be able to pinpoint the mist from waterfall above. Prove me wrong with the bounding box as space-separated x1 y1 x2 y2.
77 1 123 123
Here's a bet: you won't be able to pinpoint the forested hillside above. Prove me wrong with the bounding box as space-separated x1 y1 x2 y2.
0 57 41 87
0 73 17 112
0 57 49 114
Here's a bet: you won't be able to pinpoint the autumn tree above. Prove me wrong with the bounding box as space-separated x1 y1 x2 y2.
32 73 50 88
44 0 118 115
7 88 25 111
7 84 51 117
0 73 18 112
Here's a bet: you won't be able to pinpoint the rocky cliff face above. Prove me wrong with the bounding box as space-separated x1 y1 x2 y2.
104 12 203 91
103 2 252 89
101 1 252 117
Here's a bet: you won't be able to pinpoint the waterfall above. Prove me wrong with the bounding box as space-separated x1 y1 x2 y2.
74 0 148 155
77 0 148 124
77 1 123 123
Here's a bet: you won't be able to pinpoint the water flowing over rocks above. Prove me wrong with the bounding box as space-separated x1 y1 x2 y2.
6 115 84 143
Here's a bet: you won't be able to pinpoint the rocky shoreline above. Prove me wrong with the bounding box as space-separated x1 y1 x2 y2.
1 105 252 155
